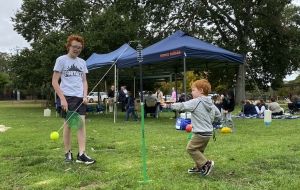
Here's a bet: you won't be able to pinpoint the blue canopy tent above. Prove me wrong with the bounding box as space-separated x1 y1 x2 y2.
117 30 244 102
86 31 245 120
118 30 244 68
87 31 244 85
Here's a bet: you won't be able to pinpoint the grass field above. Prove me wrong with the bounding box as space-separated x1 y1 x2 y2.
0 101 299 190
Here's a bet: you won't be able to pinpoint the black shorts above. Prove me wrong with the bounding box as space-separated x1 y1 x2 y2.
61 96 87 118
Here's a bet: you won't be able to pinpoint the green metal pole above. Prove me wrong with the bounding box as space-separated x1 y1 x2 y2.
137 42 150 183
140 102 149 182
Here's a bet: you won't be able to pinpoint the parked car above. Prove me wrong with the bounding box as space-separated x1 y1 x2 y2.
162 95 172 101
208 93 218 99
87 92 108 103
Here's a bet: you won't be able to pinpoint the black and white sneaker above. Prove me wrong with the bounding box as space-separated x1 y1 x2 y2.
65 151 73 163
188 167 202 174
76 153 95 165
200 160 214 176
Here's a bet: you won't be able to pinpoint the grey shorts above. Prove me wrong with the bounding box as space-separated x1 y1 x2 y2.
61 96 87 118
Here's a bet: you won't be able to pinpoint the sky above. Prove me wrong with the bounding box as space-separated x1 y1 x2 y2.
0 0 299 80
0 0 29 54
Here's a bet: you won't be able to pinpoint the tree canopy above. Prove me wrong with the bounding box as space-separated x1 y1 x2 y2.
8 0 300 100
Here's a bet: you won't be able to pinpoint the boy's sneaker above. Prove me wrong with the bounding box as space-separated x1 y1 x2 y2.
200 160 214 176
65 151 73 162
188 167 202 174
76 153 95 165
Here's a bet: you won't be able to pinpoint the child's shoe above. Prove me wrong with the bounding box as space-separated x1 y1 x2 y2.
187 167 202 174
200 160 214 176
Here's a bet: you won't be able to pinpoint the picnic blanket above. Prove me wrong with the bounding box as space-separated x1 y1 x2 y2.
233 114 300 119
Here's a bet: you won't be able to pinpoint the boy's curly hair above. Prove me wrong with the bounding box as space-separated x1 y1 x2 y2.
191 79 211 96
65 34 84 50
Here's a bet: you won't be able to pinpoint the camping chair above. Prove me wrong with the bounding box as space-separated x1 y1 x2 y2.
144 101 160 118
96 103 105 113
86 104 95 114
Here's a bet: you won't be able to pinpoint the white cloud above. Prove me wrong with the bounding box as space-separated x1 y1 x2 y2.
293 0 300 5
0 0 30 54
284 0 300 81
284 71 300 81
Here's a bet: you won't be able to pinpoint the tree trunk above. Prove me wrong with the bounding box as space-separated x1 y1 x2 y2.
235 64 245 105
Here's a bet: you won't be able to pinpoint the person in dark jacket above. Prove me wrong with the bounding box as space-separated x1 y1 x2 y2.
243 100 258 117
125 91 138 121
221 91 235 121
107 85 115 113
118 86 127 112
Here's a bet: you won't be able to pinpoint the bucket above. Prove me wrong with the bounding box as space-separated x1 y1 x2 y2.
180 112 191 119
175 118 191 130
44 108 51 117
264 110 272 126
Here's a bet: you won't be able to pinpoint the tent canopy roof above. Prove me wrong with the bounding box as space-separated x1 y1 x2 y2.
86 43 136 70
86 30 244 74
118 30 244 68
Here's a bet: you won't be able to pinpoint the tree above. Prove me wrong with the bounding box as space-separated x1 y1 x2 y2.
0 73 10 89
13 0 89 42
11 0 300 102
12 0 146 94
0 53 13 97
0 53 11 72
140 0 300 103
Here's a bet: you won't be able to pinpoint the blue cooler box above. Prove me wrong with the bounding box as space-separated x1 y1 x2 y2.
175 118 191 130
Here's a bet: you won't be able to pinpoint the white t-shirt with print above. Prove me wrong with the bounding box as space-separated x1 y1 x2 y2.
53 55 88 97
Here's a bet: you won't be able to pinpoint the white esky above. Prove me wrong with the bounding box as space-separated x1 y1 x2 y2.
0 0 299 80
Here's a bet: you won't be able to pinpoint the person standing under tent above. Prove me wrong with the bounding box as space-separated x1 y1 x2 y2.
170 87 178 118
154 88 164 111
52 34 95 165
123 86 128 98
125 91 138 121
154 88 164 102
164 79 221 176
118 86 127 112
107 85 115 113
171 87 177 102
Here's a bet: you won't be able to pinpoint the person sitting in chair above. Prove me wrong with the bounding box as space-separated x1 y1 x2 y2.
144 91 158 118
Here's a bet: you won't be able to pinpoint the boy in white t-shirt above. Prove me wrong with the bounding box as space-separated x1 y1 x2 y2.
52 34 95 165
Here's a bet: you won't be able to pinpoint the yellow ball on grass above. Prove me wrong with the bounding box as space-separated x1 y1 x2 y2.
50 131 59 140
220 127 232 134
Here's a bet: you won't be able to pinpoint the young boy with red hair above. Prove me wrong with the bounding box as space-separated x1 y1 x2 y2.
170 79 221 176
